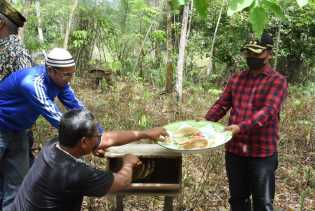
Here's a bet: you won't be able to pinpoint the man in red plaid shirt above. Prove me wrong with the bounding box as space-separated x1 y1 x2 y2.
205 33 288 211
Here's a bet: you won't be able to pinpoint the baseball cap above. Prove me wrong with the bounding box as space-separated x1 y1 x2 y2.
241 33 274 54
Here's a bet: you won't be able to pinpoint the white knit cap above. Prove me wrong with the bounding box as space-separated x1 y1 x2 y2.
45 48 75 68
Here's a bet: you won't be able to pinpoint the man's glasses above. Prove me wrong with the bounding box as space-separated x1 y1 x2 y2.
90 134 102 151
53 68 75 78
61 72 75 78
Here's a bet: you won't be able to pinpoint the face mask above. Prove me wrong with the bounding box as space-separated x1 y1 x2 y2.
246 57 266 70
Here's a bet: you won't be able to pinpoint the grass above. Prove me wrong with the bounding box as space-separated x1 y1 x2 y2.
33 76 315 211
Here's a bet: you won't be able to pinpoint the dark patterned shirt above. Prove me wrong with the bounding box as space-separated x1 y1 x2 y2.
205 65 288 157
0 34 33 80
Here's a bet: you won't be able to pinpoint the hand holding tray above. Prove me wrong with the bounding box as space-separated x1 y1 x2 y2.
158 120 232 153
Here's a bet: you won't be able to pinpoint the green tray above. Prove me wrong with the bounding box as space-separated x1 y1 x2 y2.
158 120 232 153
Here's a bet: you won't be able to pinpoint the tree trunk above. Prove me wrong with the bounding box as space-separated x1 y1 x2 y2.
35 0 44 44
120 0 129 34
206 0 225 76
273 22 281 70
184 1 193 79
135 0 166 76
165 1 173 93
73 8 98 72
175 3 190 101
186 0 193 40
139 49 144 77
19 0 33 41
64 0 78 49
154 41 162 68
133 23 154 76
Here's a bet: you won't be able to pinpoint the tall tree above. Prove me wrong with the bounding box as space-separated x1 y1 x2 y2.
120 0 129 34
186 0 193 39
64 0 78 49
206 0 226 76
134 23 154 77
165 0 174 93
175 3 190 101
273 21 281 70
35 0 44 44
19 0 33 41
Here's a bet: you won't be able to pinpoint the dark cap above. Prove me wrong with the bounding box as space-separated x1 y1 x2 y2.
242 33 274 54
0 0 26 27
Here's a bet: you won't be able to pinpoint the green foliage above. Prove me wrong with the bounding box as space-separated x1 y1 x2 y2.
227 0 311 36
176 0 186 5
227 0 254 16
71 30 88 48
193 0 209 18
186 0 311 37
274 2 315 82
12 0 315 84
22 0 72 51
150 30 166 43
262 0 285 19
289 82 315 97
249 5 267 37
138 113 152 128
296 0 309 7
108 61 123 72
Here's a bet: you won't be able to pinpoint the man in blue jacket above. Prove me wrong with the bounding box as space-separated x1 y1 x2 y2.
0 48 89 209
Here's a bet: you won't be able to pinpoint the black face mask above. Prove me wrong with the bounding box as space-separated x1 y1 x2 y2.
246 57 266 70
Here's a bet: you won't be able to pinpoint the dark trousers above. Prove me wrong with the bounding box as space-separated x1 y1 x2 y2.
27 130 35 167
0 130 29 209
225 152 278 211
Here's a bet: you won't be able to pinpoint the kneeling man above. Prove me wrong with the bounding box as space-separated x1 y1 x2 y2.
9 109 166 211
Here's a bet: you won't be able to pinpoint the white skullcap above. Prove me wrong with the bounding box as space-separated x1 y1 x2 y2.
45 48 75 68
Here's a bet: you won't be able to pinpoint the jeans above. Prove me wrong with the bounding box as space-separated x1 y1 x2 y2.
0 129 29 210
225 152 278 211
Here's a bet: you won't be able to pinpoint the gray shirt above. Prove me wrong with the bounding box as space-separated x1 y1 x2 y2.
10 138 114 211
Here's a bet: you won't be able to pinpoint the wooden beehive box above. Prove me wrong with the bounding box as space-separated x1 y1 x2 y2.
105 144 182 195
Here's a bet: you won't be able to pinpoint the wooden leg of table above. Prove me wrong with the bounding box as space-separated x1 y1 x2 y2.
115 195 124 211
164 196 174 211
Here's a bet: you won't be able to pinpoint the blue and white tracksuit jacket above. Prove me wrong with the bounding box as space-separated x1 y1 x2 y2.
0 65 93 132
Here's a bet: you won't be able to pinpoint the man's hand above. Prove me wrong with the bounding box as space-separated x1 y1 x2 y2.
225 124 241 136
109 154 141 193
144 127 168 140
93 148 105 157
122 154 141 167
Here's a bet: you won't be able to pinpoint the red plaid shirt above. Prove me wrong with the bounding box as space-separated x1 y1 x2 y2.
205 65 288 157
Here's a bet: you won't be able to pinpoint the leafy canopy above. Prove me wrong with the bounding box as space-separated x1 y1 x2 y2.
173 0 310 37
